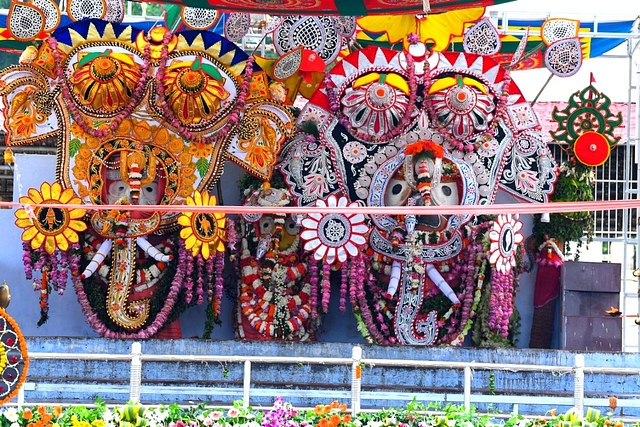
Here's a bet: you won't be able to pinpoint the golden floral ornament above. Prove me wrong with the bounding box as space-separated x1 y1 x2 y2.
300 195 368 265
162 57 230 126
178 190 226 260
69 49 143 113
14 182 87 254
488 214 524 274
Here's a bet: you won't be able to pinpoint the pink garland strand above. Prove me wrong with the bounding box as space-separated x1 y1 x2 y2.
214 250 225 317
339 261 348 312
321 263 331 313
309 259 319 320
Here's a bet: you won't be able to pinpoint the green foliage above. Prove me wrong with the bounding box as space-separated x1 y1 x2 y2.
533 161 594 259
195 156 209 178
237 169 287 194
69 138 82 158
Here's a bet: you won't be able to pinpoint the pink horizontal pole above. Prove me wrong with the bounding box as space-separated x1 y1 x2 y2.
3 199 640 215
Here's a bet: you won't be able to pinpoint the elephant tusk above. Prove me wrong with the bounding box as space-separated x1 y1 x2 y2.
426 263 460 305
81 239 113 279
386 260 402 298
136 236 172 262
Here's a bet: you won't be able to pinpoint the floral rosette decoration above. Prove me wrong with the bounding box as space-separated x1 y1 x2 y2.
15 182 86 326
235 177 319 341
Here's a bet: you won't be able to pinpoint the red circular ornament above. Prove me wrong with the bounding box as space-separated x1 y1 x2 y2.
573 131 611 166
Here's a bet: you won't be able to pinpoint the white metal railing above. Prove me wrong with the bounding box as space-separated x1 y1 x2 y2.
15 343 640 419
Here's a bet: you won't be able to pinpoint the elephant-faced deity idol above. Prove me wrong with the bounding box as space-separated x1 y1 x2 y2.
278 40 558 346
6 19 294 338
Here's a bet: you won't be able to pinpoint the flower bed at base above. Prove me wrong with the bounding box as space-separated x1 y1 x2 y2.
0 399 635 427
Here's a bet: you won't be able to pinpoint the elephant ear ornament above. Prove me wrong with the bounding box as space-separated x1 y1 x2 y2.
6 19 294 338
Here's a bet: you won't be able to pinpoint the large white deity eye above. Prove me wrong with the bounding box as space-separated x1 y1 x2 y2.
431 181 460 207
139 182 160 205
107 180 129 204
384 176 412 207
284 216 300 236
258 216 275 235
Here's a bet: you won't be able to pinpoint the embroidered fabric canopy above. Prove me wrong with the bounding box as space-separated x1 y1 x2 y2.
149 0 516 16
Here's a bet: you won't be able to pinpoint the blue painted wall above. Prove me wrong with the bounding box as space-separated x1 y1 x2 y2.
22 337 640 416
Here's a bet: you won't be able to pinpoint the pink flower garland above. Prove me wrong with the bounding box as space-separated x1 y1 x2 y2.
487 270 514 338
339 261 348 312
214 251 225 317
350 252 393 345
155 29 255 145
321 263 331 313
309 259 319 320
47 37 152 139
325 52 417 143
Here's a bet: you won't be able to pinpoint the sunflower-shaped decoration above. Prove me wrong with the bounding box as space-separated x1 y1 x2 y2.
69 49 144 113
489 214 524 274
15 182 87 254
178 190 226 259
162 57 230 126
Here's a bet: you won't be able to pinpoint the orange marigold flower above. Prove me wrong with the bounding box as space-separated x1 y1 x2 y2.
22 409 33 420
405 139 444 159
330 414 342 426
53 406 62 417
318 418 329 427
338 404 348 412
343 414 352 423
313 405 324 415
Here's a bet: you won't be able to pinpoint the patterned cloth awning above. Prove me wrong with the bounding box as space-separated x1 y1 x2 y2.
154 0 517 16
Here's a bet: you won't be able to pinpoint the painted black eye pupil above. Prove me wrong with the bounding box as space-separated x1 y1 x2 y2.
392 184 403 195
145 187 153 193
442 186 452 196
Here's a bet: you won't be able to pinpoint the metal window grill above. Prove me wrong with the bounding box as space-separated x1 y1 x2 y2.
547 141 638 241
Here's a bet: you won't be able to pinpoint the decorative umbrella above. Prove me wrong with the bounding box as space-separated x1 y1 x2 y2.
256 46 327 104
